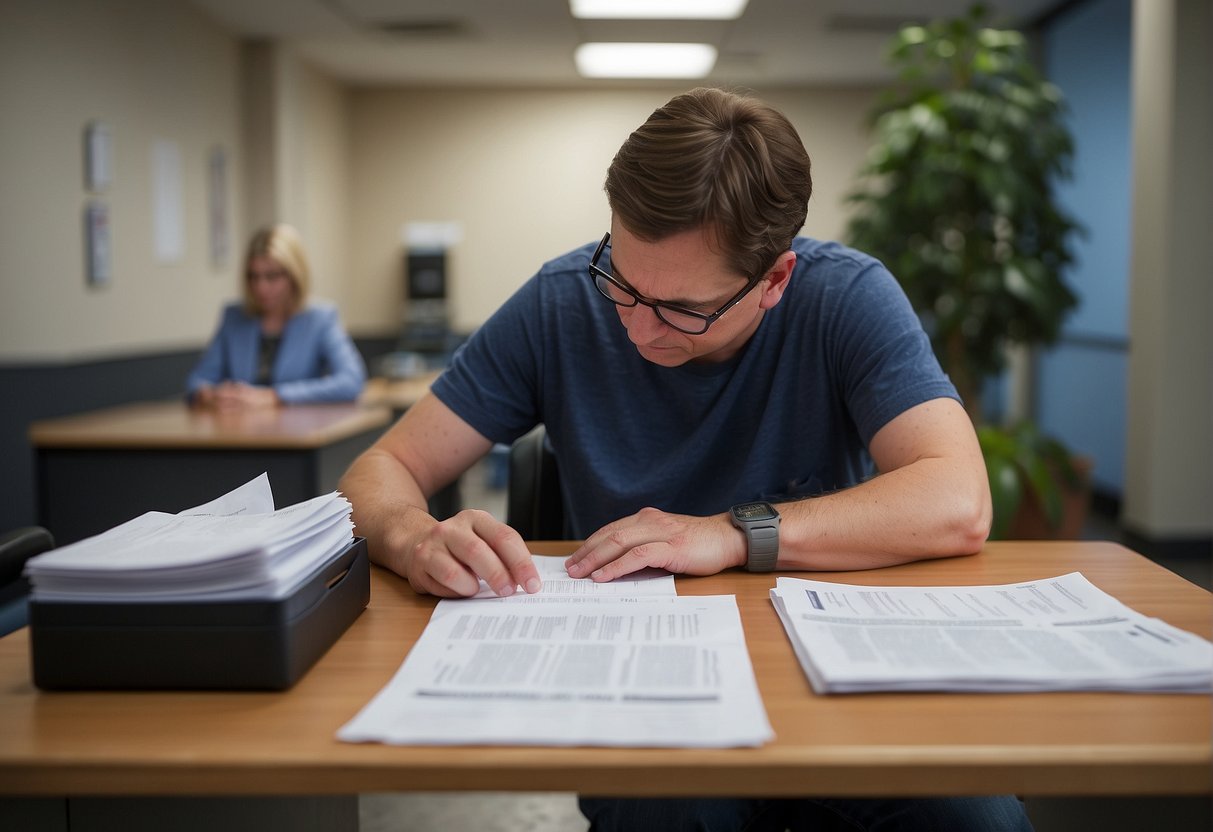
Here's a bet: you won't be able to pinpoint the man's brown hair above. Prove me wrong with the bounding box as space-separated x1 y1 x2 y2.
605 88 812 280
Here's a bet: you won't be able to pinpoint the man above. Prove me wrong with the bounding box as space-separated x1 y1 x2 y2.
340 88 1031 831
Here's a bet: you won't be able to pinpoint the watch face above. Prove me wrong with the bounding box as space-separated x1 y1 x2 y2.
733 502 777 522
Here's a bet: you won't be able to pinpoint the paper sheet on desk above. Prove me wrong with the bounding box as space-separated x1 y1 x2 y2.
771 572 1213 693
178 472 276 516
470 554 676 600
338 590 772 748
24 474 354 601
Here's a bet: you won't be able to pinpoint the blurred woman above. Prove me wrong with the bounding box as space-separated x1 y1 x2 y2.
187 224 366 408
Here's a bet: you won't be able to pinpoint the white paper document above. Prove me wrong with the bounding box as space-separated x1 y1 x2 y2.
177 472 276 517
339 592 773 748
771 572 1213 694
24 475 354 601
471 555 676 599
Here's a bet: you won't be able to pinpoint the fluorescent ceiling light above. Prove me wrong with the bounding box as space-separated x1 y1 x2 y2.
571 0 748 20
575 43 717 79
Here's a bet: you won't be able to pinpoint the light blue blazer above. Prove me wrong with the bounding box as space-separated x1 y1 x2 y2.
186 301 367 403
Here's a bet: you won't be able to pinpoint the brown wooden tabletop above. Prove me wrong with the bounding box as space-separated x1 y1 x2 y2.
1 541 1208 797
28 402 392 450
359 371 442 413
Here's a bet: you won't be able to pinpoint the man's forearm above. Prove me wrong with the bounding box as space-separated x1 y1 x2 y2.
776 457 991 571
339 447 436 577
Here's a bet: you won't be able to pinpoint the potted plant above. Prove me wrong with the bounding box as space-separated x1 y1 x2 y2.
845 5 1089 538
978 422 1089 540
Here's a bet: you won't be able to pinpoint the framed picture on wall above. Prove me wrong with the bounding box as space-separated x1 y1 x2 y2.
84 200 111 287
208 146 229 268
84 121 112 193
151 139 184 263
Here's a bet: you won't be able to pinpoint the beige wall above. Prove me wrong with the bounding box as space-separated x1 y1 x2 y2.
1 3 876 354
0 0 244 361
0 4 352 362
272 47 352 314
345 86 876 335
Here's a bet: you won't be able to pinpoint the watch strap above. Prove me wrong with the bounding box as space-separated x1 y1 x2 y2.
744 523 779 572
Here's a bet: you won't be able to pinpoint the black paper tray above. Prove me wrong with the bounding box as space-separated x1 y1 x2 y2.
29 537 369 691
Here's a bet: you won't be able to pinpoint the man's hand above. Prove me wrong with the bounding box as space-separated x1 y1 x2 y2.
564 508 745 582
406 508 543 598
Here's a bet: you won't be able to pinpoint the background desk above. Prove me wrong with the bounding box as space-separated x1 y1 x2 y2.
1 540 1208 811
359 371 442 414
30 402 391 545
360 371 462 520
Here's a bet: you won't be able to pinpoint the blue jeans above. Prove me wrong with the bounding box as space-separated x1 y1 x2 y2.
579 796 1034 831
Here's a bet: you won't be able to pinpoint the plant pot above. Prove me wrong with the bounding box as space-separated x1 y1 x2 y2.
1006 455 1094 540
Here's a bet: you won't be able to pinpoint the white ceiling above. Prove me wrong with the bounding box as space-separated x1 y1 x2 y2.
187 0 1065 88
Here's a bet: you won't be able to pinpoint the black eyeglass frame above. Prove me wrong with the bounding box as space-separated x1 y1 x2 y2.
587 232 766 336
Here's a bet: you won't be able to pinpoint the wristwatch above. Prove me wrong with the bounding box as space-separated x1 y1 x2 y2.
729 501 780 572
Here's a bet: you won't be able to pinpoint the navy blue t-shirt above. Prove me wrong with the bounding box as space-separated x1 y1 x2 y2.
432 237 957 538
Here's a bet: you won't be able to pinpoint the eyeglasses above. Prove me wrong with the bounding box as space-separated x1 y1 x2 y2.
587 233 764 335
248 268 289 283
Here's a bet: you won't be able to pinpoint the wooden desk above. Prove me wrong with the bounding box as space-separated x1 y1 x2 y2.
359 371 442 414
0 541 1208 799
29 402 391 545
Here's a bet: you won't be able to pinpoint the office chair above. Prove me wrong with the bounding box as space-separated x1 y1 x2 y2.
0 526 54 636
506 425 567 540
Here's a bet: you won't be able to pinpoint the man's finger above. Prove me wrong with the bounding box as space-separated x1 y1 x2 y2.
566 520 651 577
472 515 541 594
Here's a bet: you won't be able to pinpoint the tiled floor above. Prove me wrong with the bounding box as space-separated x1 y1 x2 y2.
360 792 588 832
362 466 1211 831
461 454 510 522
1082 506 1211 590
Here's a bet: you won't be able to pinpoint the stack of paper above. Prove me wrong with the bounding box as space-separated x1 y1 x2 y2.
771 572 1213 694
339 556 773 748
25 474 354 602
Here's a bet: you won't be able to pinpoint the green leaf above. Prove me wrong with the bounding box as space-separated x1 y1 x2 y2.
1023 455 1064 529
985 454 1023 540
843 3 1082 396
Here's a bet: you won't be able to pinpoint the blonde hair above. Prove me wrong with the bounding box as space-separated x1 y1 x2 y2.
242 223 310 316
605 87 812 280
